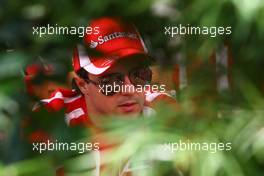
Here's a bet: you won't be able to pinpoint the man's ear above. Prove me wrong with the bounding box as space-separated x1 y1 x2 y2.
73 72 89 95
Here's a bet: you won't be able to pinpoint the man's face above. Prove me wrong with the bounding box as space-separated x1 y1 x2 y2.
80 57 148 117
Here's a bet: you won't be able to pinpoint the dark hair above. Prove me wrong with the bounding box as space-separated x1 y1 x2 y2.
76 68 89 79
72 68 89 94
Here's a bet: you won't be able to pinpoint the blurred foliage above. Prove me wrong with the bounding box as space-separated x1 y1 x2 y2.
0 0 264 175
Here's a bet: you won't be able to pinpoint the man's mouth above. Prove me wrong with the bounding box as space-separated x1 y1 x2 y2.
118 101 137 113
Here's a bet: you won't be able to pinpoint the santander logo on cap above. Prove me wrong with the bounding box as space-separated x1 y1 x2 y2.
89 32 138 49
83 17 148 54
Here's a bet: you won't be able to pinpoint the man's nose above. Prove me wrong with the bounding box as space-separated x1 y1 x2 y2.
123 75 133 85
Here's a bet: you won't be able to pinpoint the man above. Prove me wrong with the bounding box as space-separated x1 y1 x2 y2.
75 16 177 117
71 17 176 175
38 17 177 175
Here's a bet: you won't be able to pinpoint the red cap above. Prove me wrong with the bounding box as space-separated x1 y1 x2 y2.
72 17 149 75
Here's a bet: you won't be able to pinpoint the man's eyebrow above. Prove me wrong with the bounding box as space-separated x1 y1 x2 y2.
99 72 120 77
130 64 148 70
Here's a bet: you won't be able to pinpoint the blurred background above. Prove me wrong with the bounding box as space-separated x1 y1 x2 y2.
0 0 264 175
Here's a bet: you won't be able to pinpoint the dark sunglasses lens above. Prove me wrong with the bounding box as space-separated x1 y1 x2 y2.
130 68 152 86
99 73 124 96
98 68 152 96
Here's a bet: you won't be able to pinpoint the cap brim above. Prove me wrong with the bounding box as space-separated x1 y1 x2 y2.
82 48 150 75
83 64 111 75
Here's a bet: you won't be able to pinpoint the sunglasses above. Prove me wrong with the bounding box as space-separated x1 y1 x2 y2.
84 67 152 96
